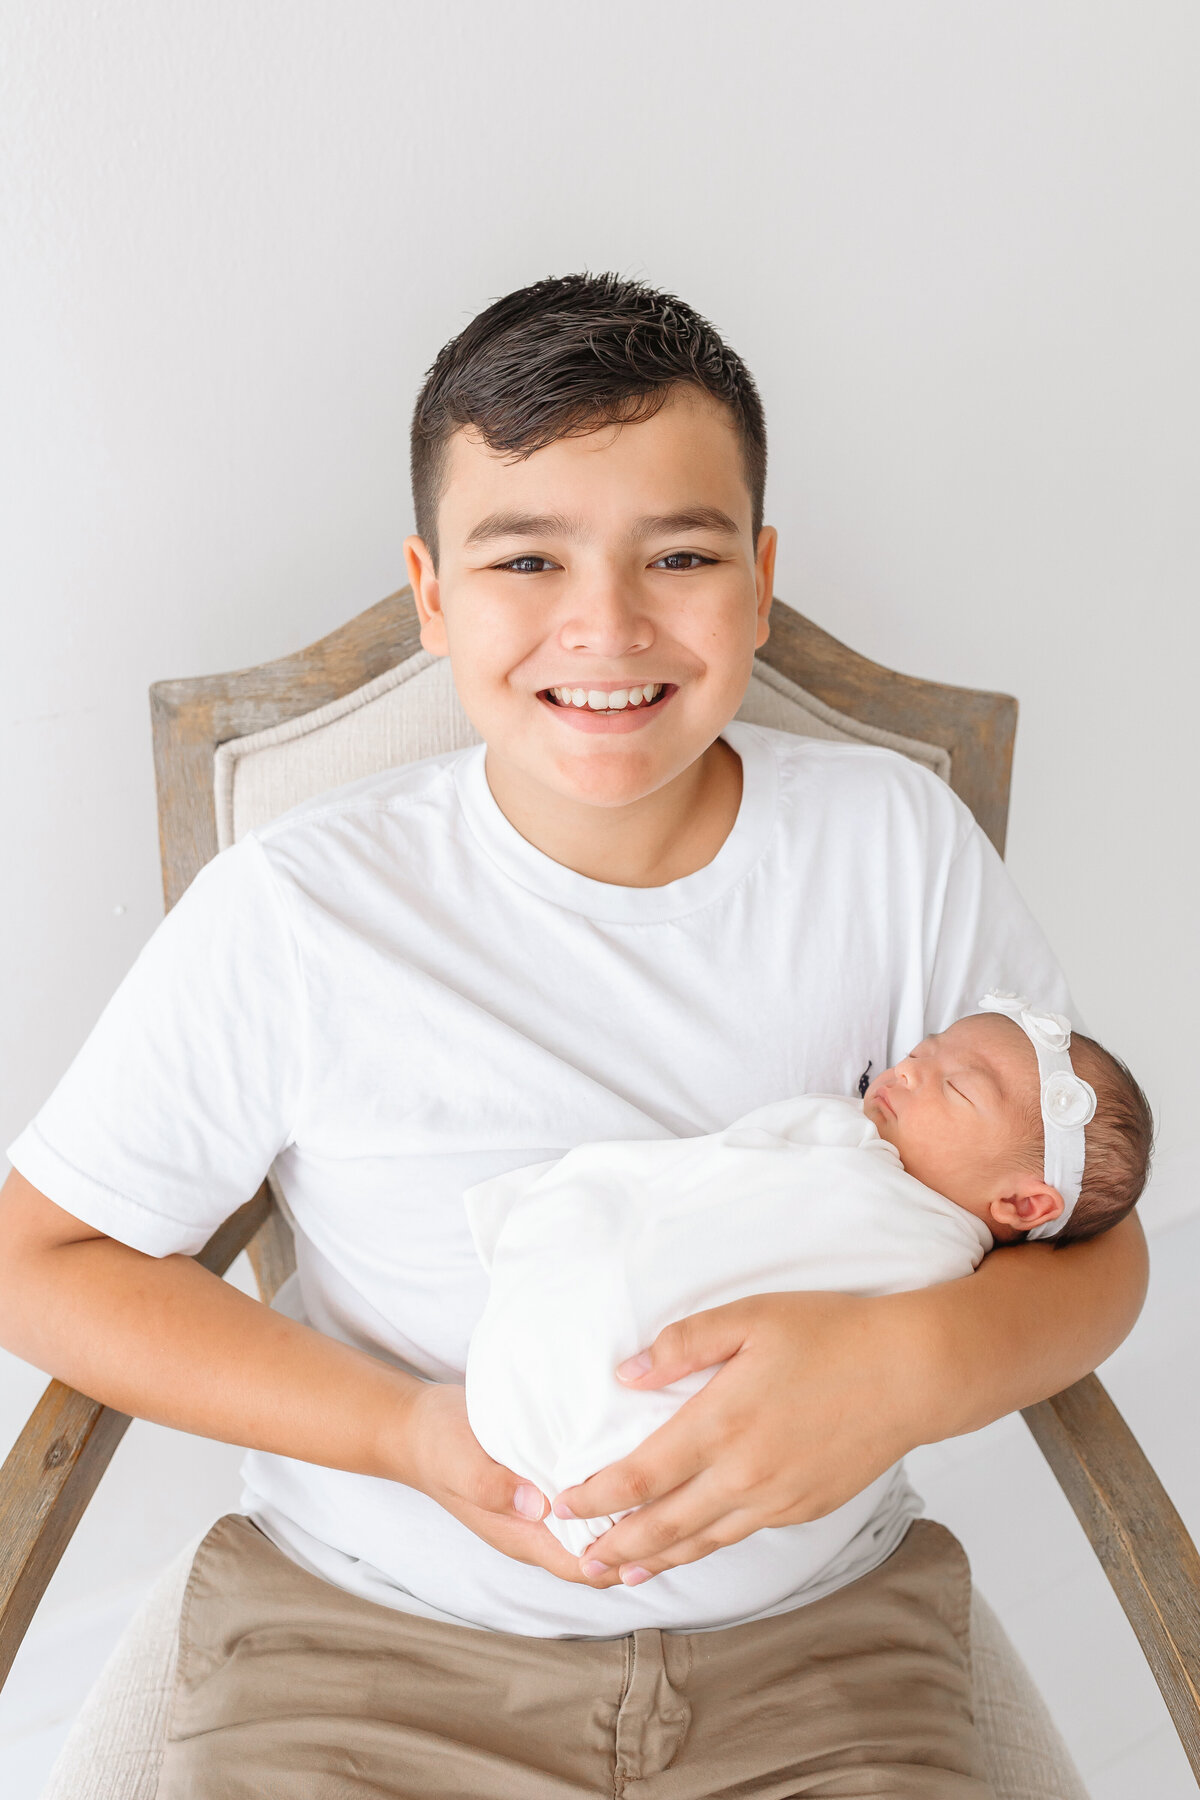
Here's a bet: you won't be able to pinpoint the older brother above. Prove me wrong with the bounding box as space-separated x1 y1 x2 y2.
0 276 1146 1796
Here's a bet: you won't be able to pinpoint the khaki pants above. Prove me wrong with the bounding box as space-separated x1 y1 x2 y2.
158 1513 992 1799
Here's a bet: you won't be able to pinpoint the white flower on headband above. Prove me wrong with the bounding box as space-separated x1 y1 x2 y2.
980 993 1072 1052
1042 1070 1098 1131
981 990 1028 1010
1022 1009 1072 1053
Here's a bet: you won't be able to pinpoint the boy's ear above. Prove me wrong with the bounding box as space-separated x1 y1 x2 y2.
754 526 778 649
989 1180 1065 1236
404 535 448 657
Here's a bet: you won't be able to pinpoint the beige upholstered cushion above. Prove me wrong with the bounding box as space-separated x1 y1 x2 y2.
214 651 951 849
970 1591 1091 1799
40 1539 195 1800
40 1538 1088 1800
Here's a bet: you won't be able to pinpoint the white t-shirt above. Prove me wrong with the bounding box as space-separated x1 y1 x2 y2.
6 722 1072 1637
464 1093 992 1629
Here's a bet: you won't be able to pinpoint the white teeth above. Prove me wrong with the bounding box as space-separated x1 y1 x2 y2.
548 683 663 709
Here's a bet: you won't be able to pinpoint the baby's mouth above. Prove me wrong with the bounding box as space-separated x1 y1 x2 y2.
540 683 674 714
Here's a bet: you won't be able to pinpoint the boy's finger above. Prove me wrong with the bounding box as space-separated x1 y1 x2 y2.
614 1301 750 1389
464 1450 547 1521
512 1481 548 1520
575 1469 724 1572
612 1506 758 1582
553 1411 713 1526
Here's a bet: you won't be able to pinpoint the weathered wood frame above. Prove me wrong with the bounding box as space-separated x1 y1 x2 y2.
1 589 1197 1778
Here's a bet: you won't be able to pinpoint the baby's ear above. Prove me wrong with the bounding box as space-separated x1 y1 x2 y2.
990 1181 1064 1235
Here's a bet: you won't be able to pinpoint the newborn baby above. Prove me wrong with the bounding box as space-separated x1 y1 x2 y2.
463 995 1152 1628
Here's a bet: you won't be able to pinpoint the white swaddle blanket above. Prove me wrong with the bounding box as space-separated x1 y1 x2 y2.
464 1094 993 1631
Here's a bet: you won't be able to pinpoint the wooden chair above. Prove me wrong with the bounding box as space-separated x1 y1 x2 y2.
2 589 1198 1789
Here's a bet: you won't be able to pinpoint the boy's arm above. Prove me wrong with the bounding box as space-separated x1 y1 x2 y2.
553 1213 1148 1583
913 1212 1146 1434
0 1168 603 1586
0 1168 418 1470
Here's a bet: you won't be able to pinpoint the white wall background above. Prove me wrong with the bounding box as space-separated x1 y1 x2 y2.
2 2 1198 1792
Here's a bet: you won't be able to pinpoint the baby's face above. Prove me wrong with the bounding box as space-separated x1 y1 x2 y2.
862 1013 1055 1236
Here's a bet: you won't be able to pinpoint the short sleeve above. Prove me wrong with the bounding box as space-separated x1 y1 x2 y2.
923 820 1076 1034
5 836 305 1256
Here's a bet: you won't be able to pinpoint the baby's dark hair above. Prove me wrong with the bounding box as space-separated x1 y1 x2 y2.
410 273 767 565
1021 1035 1154 1243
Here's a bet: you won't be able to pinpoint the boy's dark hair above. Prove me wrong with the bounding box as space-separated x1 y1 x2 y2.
411 273 767 563
1051 1036 1154 1244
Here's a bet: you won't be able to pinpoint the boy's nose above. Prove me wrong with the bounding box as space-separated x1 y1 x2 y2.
559 584 654 657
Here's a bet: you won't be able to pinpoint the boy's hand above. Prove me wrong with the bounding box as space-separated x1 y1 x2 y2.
402 1382 622 1586
550 1291 922 1587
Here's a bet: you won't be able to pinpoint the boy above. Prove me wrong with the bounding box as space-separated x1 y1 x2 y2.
0 275 1145 1796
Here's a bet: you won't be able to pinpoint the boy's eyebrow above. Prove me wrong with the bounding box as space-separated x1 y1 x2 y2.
464 506 742 548
464 511 581 547
631 508 741 539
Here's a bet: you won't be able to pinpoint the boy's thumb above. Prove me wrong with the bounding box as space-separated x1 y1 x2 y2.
511 1481 548 1521
615 1304 746 1387
470 1454 546 1521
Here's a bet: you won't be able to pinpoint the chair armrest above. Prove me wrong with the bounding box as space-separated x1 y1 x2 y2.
245 1180 297 1303
0 1185 273 1690
1023 1373 1200 1778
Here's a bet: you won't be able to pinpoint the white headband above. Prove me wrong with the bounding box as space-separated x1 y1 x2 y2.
977 991 1097 1241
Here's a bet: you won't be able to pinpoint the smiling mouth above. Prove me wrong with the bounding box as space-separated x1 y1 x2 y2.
541 683 673 714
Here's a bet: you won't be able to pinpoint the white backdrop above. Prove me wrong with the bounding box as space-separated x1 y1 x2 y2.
2 0 1198 1786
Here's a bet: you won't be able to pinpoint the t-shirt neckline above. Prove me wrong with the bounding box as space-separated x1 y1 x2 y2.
452 720 778 923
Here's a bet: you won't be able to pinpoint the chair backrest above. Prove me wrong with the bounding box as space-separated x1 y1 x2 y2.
151 588 1016 906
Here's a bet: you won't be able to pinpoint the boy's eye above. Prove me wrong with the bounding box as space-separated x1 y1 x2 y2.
650 552 715 572
496 555 558 574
